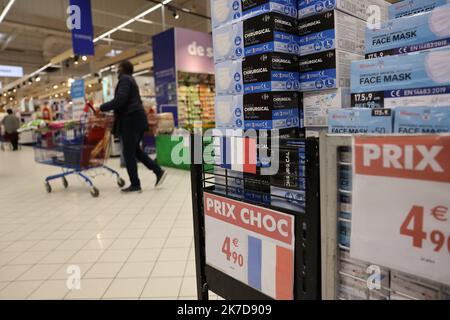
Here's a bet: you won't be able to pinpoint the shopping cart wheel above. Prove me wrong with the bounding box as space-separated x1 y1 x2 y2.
90 187 100 198
45 182 52 193
117 177 125 188
62 177 68 189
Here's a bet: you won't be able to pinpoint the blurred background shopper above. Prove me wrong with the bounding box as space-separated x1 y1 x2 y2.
100 60 167 193
1 109 21 151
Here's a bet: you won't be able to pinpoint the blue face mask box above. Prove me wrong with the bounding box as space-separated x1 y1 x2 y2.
389 0 450 19
366 4 450 58
394 106 450 133
351 47 450 108
328 108 393 134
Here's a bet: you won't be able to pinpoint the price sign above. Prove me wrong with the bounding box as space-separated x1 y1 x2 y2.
204 192 295 300
351 136 450 285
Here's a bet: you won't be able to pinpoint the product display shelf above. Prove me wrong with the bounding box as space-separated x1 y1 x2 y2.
319 133 450 300
190 134 322 300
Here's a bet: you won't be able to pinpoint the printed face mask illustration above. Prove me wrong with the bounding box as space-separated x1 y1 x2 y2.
216 65 233 90
425 50 450 83
214 29 233 56
429 5 450 37
216 98 233 124
212 0 231 24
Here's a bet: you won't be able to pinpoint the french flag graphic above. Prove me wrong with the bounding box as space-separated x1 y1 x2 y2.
248 236 294 300
220 136 257 173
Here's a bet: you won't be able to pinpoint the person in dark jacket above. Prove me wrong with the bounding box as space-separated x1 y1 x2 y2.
100 60 167 193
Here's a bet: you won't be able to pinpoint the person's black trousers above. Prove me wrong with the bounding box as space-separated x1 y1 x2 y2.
6 132 19 150
121 129 162 187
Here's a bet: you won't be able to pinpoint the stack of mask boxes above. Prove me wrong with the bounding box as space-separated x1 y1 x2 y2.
331 0 450 300
349 2 450 134
298 0 389 134
211 0 305 211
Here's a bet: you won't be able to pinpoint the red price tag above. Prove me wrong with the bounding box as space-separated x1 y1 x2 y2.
222 237 244 267
400 205 449 253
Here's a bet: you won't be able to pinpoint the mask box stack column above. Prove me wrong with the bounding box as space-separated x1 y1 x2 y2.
328 0 450 300
297 0 390 136
211 0 305 212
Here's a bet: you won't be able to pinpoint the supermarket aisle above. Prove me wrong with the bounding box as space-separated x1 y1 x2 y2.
0 147 208 300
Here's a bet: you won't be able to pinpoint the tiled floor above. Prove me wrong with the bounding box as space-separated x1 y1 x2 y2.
0 147 219 300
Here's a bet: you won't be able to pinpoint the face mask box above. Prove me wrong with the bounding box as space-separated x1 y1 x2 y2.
300 49 363 91
210 0 297 29
298 0 389 20
391 271 441 300
270 145 307 191
351 48 450 108
243 92 301 130
328 108 393 134
243 52 300 93
389 0 450 19
214 167 244 198
366 4 450 58
394 106 450 133
270 185 305 212
298 10 366 56
215 60 244 95
243 173 271 205
213 12 299 63
215 95 244 129
303 88 351 127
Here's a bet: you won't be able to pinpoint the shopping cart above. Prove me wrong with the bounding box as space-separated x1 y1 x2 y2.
34 113 125 197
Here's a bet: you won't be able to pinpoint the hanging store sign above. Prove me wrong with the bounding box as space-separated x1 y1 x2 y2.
69 0 94 56
204 192 295 299
0 65 23 78
71 79 85 119
350 135 450 286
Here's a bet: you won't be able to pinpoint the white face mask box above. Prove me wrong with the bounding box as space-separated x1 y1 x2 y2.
299 49 363 91
298 10 366 56
366 4 450 58
210 0 297 29
303 88 351 127
212 12 299 63
215 60 244 95
351 48 450 108
328 108 393 133
389 0 450 19
394 106 450 133
298 0 389 20
214 95 244 129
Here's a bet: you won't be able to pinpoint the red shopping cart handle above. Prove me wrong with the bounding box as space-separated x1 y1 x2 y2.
84 101 99 114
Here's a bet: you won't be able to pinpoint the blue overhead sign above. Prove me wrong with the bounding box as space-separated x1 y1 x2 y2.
69 0 95 56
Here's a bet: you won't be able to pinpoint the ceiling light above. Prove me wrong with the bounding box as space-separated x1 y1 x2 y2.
88 84 93 88
3 93 7 97
74 56 79 65
35 76 41 82
53 85 58 89
9 97 13 101
82 56 88 61
173 10 179 19
55 94 59 98
67 90 71 94
93 0 172 43
119 28 134 33
0 0 16 24
13 88 16 93
137 18 153 24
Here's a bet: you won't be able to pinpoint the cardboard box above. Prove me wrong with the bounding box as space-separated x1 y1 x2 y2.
366 4 450 58
212 12 299 63
389 0 450 19
394 106 450 133
351 48 450 108
298 10 366 56
214 95 244 129
243 91 302 130
215 60 244 95
304 88 351 127
328 108 393 134
243 52 300 93
210 0 297 29
214 167 244 198
298 0 389 20
299 49 363 91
